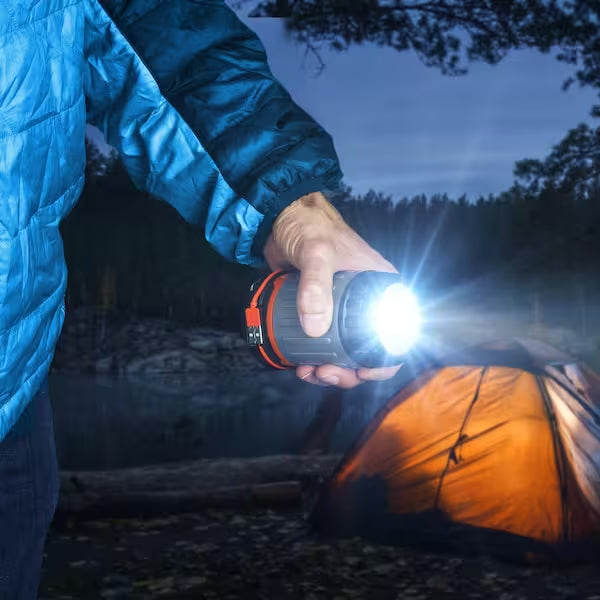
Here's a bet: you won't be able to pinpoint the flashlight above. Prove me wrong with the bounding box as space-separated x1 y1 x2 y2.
244 270 421 369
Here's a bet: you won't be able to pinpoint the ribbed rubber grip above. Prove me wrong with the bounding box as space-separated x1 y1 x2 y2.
271 272 358 367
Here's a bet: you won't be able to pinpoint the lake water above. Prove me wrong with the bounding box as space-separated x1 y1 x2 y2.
48 370 411 471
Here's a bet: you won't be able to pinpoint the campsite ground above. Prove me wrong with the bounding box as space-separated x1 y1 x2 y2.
43 310 600 599
41 508 600 600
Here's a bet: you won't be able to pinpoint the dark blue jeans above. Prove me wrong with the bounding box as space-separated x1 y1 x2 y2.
0 381 59 600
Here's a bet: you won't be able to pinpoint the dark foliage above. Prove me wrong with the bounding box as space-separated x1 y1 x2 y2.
515 123 600 196
60 140 600 333
233 1 598 88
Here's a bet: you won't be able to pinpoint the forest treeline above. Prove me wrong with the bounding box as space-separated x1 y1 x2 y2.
60 140 600 332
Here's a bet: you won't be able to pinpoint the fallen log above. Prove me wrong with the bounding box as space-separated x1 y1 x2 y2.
55 481 304 520
57 454 341 520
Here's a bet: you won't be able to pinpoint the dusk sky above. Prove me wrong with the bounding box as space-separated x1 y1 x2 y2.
231 7 598 201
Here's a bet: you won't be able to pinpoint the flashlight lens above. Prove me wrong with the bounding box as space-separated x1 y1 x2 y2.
370 283 421 356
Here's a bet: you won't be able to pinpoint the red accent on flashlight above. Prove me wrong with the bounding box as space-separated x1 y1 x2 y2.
244 270 294 370
265 275 294 368
259 342 287 370
248 270 281 308
245 306 261 327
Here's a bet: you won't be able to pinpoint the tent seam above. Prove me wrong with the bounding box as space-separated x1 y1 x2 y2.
538 375 570 545
433 366 488 511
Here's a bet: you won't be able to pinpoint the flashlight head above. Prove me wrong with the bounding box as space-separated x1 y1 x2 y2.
338 271 421 368
371 283 421 355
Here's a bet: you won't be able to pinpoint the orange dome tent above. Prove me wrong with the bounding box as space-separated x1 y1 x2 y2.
311 339 600 562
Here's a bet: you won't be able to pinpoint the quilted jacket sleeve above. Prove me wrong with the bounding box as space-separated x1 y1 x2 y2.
83 0 343 266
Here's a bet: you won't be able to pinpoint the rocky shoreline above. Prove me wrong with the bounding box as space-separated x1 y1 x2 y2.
49 306 405 413
52 306 600 377
52 307 259 376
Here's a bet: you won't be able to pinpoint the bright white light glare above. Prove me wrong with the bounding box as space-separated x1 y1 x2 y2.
370 283 421 355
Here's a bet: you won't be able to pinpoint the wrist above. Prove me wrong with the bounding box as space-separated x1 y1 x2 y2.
272 192 342 237
265 191 348 269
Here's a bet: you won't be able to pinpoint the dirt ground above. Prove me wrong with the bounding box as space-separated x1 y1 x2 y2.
40 508 600 600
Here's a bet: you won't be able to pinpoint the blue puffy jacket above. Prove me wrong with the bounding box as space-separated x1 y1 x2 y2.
0 0 343 441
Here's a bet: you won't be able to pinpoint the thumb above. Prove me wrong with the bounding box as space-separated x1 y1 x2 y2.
296 245 335 337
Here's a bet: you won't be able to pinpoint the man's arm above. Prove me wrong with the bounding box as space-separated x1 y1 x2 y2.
84 0 342 265
84 0 400 389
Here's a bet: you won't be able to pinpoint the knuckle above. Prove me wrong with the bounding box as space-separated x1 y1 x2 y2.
302 237 334 262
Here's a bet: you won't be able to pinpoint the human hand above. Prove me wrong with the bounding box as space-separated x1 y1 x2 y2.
263 191 402 388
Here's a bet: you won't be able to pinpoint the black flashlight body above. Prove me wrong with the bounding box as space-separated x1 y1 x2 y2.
244 270 409 369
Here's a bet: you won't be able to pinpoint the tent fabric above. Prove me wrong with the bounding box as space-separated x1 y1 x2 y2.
312 339 600 562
